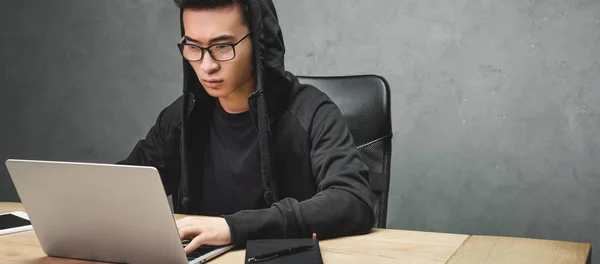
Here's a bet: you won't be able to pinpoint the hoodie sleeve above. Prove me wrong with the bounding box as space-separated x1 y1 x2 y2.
223 98 374 244
117 96 183 195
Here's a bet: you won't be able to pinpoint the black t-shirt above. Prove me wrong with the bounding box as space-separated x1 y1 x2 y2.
199 102 266 216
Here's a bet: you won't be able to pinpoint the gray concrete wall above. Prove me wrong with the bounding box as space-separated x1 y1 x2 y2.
275 0 599 259
0 0 181 200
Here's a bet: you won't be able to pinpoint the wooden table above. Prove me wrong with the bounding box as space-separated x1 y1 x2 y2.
0 202 591 263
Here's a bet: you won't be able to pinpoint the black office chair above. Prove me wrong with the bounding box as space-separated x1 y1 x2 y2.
297 75 393 228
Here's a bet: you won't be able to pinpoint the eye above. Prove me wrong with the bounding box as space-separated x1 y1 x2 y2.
214 44 229 50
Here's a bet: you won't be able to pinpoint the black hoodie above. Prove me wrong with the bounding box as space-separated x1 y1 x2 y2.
119 0 374 245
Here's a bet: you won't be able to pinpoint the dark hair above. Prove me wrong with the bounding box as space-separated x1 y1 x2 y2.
174 0 249 25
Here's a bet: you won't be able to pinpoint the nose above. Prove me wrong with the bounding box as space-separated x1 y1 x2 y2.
200 50 220 74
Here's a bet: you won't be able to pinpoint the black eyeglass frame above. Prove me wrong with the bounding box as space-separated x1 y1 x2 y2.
177 31 252 62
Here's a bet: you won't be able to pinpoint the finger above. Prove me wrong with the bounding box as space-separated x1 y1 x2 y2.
178 225 202 240
185 233 209 255
176 218 201 235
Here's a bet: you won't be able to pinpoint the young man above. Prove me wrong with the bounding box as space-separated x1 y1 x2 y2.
119 0 374 253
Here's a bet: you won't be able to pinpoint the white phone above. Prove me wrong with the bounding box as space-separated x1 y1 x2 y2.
0 211 33 235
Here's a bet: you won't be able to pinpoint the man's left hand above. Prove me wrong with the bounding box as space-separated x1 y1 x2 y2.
176 216 232 254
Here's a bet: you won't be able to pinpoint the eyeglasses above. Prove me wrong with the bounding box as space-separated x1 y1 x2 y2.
177 31 252 62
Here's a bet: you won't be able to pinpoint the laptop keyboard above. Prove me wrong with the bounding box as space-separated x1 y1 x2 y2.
182 240 222 261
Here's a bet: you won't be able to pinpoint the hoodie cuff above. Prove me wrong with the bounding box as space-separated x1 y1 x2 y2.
223 206 282 246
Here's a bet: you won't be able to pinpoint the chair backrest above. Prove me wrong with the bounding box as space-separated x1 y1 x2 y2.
297 75 392 228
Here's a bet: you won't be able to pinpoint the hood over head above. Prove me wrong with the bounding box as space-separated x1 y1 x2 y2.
179 0 291 114
177 0 293 206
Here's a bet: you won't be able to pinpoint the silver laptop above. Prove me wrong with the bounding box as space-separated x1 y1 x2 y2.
5 159 235 264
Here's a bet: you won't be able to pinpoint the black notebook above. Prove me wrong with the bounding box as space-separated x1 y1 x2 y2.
245 238 323 264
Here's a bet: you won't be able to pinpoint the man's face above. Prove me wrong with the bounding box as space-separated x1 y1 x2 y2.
182 4 254 98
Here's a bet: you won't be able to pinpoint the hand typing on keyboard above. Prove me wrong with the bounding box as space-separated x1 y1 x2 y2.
176 216 232 254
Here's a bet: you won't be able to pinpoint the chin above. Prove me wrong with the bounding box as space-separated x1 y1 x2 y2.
203 87 231 98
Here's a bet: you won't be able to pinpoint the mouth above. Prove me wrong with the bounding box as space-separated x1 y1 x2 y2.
201 79 224 88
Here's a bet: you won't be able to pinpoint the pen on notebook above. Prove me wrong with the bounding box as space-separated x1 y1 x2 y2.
247 245 313 263
247 233 318 263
